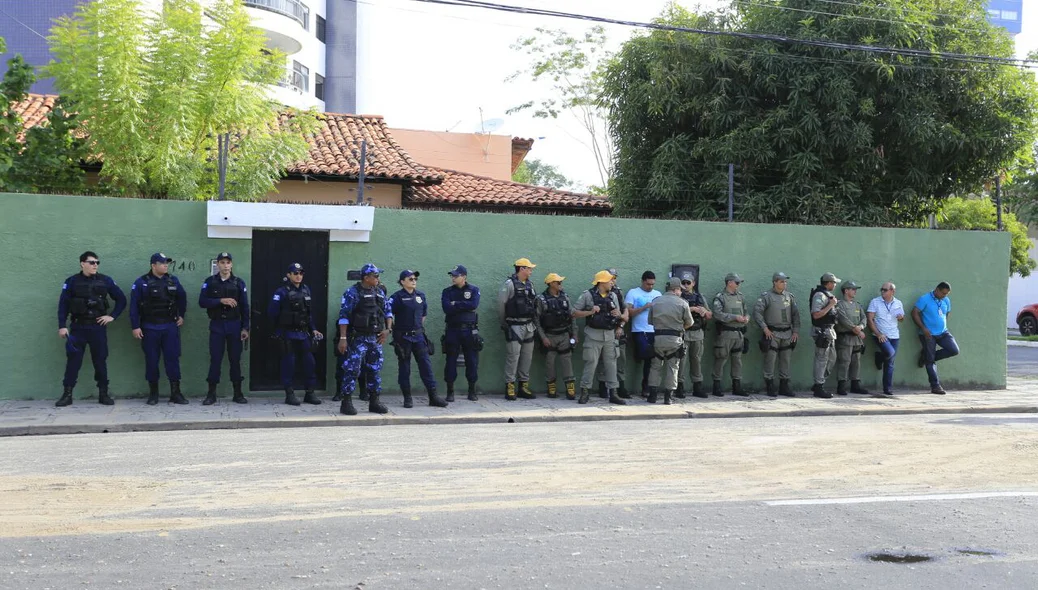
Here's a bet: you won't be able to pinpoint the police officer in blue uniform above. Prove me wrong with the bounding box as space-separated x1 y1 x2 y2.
336 263 393 415
130 253 188 405
268 262 323 406
442 264 481 401
389 270 449 409
198 252 250 405
56 251 127 407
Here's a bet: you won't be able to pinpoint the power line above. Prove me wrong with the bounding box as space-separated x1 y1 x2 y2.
0 7 48 41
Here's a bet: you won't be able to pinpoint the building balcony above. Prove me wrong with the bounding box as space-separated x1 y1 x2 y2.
277 69 308 94
245 0 309 29
244 0 309 54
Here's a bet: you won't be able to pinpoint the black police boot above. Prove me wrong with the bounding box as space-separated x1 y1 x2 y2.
428 389 449 408
518 381 536 399
284 387 301 406
146 381 159 405
812 384 833 399
402 386 414 408
732 379 747 397
712 380 724 397
368 391 389 414
467 382 479 402
339 393 357 415
779 379 795 397
169 381 188 404
836 380 848 396
98 384 114 406
203 382 218 406
663 389 672 405
608 388 627 405
640 380 649 398
598 381 608 398
232 381 248 404
445 382 455 403
646 386 658 404
56 385 74 407
765 379 776 398
618 382 631 399
303 389 322 405
358 379 369 402
850 380 869 395
675 382 686 399
692 381 707 399
332 377 343 402
578 387 591 404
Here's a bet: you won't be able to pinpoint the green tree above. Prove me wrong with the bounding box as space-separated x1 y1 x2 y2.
602 1 1038 224
46 0 317 200
511 158 575 190
936 196 1034 278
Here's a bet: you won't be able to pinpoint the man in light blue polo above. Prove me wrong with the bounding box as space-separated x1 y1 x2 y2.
911 281 958 395
866 282 904 396
625 271 662 396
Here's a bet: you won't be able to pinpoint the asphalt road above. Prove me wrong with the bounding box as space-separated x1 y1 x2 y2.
2 414 1038 589
1007 345 1038 376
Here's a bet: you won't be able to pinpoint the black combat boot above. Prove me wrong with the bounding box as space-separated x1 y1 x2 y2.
332 377 343 402
56 385 74 407
598 381 608 398
203 382 218 406
518 381 536 399
402 385 414 408
578 386 591 404
358 379 369 401
850 380 870 395
712 379 724 397
98 384 114 406
663 389 672 405
169 381 188 404
467 382 479 401
836 380 848 396
765 379 776 398
303 389 322 405
646 386 658 404
732 379 747 397
284 387 301 406
812 384 833 399
339 393 357 415
368 391 389 414
779 379 795 397
428 388 449 407
146 381 160 405
608 388 627 405
618 382 631 399
445 382 455 403
232 381 248 404
692 381 707 399
674 382 686 399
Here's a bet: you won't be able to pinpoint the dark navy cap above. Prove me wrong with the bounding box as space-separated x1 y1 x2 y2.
216 252 232 261
399 269 420 281
287 262 304 273
448 265 468 277
150 252 173 264
361 263 383 276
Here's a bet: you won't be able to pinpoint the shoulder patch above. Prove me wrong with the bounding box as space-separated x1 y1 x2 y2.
62 282 68 290
203 282 208 289
273 294 281 301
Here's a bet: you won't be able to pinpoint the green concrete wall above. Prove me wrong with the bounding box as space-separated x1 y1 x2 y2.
0 193 1009 400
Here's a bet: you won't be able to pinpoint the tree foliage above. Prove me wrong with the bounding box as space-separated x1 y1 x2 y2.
46 0 317 200
512 158 575 190
936 196 1035 278
602 1 1038 225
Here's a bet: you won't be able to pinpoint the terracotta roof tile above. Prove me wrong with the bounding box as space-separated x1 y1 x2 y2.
410 168 611 213
511 137 534 174
9 94 57 134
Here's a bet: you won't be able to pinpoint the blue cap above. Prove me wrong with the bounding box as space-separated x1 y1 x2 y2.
287 262 304 273
399 269 420 281
150 252 173 264
361 263 383 276
448 264 468 277
216 252 232 261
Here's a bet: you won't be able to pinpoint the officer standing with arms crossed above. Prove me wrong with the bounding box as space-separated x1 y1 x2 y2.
646 277 694 404
711 273 749 397
752 272 800 397
337 264 393 415
534 272 577 399
268 262 322 406
498 257 538 400
677 272 711 399
56 251 127 407
809 272 840 398
198 252 249 405
130 253 189 405
573 270 626 405
442 265 481 401
388 269 448 409
835 280 870 396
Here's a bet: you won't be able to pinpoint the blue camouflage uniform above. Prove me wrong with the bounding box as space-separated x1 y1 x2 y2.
389 276 437 394
58 272 127 388
268 273 317 389
130 268 188 384
338 271 393 396
198 263 250 385
441 266 481 386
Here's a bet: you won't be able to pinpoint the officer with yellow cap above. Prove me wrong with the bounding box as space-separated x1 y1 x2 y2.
534 272 577 399
498 257 538 400
572 270 626 405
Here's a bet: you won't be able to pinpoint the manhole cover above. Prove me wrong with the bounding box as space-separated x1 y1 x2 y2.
867 552 933 564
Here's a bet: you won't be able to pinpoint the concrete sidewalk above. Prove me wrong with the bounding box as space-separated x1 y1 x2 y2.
1 377 1036 436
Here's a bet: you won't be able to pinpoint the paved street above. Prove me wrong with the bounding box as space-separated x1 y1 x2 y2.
2 414 1037 588
1008 345 1038 376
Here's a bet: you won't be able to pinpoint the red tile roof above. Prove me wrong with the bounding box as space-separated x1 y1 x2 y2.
511 137 534 174
11 94 56 131
409 168 611 214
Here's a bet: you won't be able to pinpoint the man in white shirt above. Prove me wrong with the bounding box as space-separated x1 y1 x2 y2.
866 282 905 396
626 271 662 395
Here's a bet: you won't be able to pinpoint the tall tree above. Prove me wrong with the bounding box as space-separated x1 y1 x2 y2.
602 1 1038 225
512 158 576 190
46 0 317 200
936 196 1034 278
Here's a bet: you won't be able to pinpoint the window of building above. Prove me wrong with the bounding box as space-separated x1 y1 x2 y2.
1002 11 1018 21
316 15 326 43
988 9 1002 18
292 61 309 93
301 2 310 30
315 74 325 101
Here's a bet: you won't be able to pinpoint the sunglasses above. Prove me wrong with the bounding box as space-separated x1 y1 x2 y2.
681 280 692 285
290 271 304 276
84 260 100 265
405 276 417 281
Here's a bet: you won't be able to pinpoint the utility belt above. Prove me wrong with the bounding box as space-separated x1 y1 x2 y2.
506 318 534 326
71 316 100 326
654 329 682 337
545 327 570 335
685 325 704 332
655 343 686 361
394 328 424 337
759 333 797 353
718 326 746 333
447 322 478 330
767 325 791 332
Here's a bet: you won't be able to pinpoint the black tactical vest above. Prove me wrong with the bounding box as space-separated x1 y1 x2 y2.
681 290 706 330
810 285 837 328
349 284 386 335
69 274 110 321
279 285 312 330
140 274 178 324
539 290 571 333
586 289 619 330
505 276 536 319
205 275 242 321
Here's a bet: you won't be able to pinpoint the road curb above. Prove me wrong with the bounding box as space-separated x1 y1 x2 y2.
1007 339 1038 348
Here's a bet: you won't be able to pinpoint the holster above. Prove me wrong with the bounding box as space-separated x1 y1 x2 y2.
814 333 833 349
473 333 485 352
425 334 435 356
392 340 410 363
759 334 771 353
741 337 750 355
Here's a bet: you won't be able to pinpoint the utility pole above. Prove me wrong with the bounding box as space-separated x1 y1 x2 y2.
357 140 367 205
995 175 1003 231
217 132 229 201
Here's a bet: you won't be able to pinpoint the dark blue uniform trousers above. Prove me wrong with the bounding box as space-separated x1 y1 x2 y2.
63 325 109 387
395 335 436 391
342 336 383 394
444 328 479 385
142 324 182 383
208 320 243 384
280 335 317 389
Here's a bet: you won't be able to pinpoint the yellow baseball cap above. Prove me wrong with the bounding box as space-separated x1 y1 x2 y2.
544 272 565 284
592 270 613 285
514 257 536 268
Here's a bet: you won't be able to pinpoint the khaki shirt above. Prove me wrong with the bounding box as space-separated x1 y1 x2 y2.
573 289 621 342
752 289 800 339
648 292 693 333
836 299 866 335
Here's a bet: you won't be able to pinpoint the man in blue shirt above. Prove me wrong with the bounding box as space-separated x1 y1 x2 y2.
911 281 958 395
389 270 449 409
626 271 662 397
337 263 394 415
130 253 188 405
268 262 323 406
442 265 482 401
56 251 127 407
198 252 250 405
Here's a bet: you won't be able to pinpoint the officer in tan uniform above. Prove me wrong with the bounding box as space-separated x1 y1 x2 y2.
498 257 538 400
534 272 577 399
678 272 711 398
835 280 870 396
572 271 626 405
752 272 800 397
647 277 694 404
711 273 750 397
810 272 840 398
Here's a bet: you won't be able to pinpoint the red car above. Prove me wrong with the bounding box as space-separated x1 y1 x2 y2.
1018 304 1038 335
